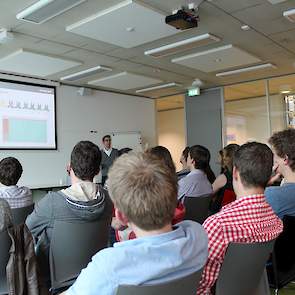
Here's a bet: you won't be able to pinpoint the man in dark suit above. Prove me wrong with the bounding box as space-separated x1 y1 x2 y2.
101 135 119 186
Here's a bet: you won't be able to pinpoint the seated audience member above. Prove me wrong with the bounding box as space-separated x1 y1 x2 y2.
197 142 283 295
178 145 213 201
211 144 240 211
265 129 295 219
0 157 33 209
148 146 176 172
0 198 12 232
114 146 185 242
61 152 208 295
26 141 111 280
177 147 190 180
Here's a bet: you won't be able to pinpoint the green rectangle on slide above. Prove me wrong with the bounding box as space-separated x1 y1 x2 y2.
8 119 47 143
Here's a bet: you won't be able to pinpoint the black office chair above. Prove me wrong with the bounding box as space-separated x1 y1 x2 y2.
215 241 275 295
267 215 295 295
184 194 212 224
49 217 111 293
11 204 34 225
0 230 11 295
116 268 203 295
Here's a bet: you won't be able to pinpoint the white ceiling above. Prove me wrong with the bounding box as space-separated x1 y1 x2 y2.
0 0 294 98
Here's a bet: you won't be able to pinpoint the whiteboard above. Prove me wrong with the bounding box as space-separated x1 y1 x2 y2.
111 131 142 152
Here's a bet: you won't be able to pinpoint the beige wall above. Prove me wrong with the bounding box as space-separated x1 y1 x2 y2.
157 108 185 171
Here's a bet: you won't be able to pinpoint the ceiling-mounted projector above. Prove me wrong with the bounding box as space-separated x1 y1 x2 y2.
165 9 199 30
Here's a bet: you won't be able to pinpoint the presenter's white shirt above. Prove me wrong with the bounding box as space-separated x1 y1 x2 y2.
104 148 112 157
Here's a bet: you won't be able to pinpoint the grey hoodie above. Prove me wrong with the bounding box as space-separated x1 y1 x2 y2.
26 183 113 266
0 185 33 209
0 198 12 232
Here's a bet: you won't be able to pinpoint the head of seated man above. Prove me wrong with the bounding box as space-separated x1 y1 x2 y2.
61 152 208 295
0 157 33 209
178 145 213 200
265 128 295 219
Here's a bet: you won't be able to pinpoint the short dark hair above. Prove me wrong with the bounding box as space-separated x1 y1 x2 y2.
71 141 101 181
182 147 190 162
233 142 273 189
223 143 240 172
119 147 132 156
269 129 295 172
189 145 210 171
148 146 176 173
0 157 23 186
102 135 111 142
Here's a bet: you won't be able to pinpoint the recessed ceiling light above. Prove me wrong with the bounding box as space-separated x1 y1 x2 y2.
144 33 221 58
241 25 250 31
281 90 291 94
135 82 182 93
60 65 112 82
16 0 86 24
283 8 295 23
216 63 276 77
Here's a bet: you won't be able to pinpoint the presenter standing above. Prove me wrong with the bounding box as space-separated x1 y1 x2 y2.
101 135 119 186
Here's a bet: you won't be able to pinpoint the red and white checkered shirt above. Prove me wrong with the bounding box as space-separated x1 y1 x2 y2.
197 194 283 295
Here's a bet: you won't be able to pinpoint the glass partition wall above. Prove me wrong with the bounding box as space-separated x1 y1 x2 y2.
223 74 295 145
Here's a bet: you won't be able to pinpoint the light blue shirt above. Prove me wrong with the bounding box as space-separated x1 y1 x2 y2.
178 169 213 200
265 183 295 220
67 221 208 295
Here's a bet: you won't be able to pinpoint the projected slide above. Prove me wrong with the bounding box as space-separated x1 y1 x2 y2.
0 81 56 149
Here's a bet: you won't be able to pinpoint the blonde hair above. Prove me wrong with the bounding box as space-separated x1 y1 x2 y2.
107 152 177 230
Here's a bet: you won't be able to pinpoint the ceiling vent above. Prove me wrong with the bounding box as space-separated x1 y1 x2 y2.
145 33 221 58
16 0 86 24
60 66 112 82
283 8 295 23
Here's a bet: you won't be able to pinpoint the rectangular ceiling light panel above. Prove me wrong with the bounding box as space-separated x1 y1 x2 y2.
267 0 287 4
88 72 162 90
171 44 261 72
16 0 86 24
216 63 277 77
145 33 221 58
60 65 112 81
284 9 295 23
0 49 81 77
67 0 179 48
136 82 183 98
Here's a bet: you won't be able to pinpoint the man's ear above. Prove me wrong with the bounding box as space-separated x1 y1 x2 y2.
233 166 238 181
115 208 129 226
283 155 289 166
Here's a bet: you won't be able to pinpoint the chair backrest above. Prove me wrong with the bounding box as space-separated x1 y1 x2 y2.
49 217 111 291
0 230 11 295
116 268 203 295
267 215 295 289
184 194 212 224
11 204 34 225
216 241 275 295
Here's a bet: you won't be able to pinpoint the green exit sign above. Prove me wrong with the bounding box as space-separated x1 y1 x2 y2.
188 87 200 97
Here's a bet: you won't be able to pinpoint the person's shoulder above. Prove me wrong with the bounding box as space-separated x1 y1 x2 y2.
265 185 285 197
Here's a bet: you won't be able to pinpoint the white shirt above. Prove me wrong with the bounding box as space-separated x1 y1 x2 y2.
104 148 112 157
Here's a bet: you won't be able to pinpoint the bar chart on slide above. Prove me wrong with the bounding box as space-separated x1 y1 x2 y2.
0 80 56 149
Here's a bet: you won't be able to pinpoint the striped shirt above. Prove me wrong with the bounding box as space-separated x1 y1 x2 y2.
197 194 283 295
